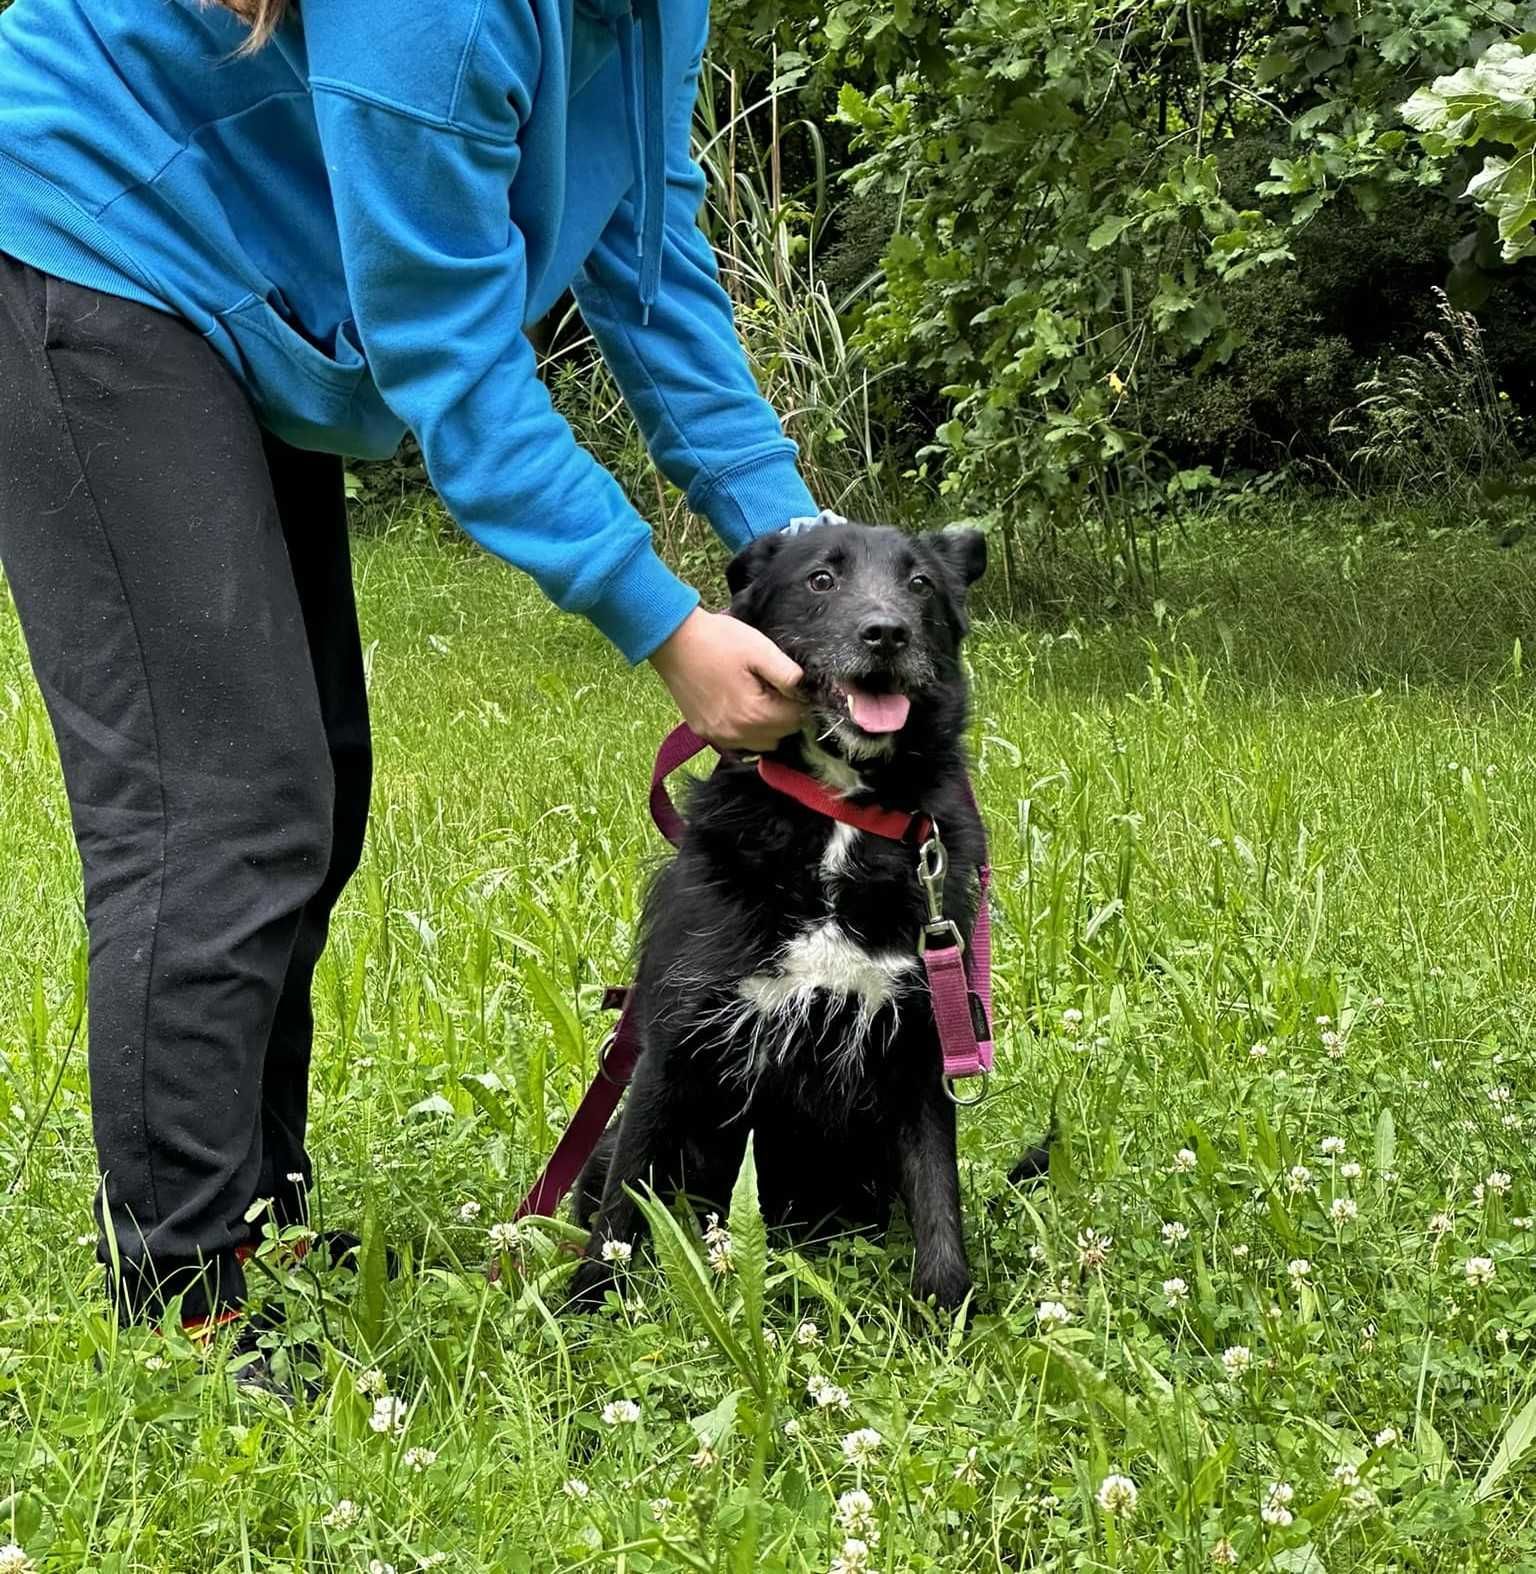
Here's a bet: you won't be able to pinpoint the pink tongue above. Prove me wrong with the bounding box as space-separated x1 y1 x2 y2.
844 686 911 733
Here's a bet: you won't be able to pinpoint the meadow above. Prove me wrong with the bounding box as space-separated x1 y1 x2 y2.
4 508 1536 1571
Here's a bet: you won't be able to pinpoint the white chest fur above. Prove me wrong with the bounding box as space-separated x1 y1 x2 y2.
738 918 916 1022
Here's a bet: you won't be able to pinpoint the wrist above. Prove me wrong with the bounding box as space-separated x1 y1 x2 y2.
648 605 708 677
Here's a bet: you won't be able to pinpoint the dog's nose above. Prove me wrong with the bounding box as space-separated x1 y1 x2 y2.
860 617 911 652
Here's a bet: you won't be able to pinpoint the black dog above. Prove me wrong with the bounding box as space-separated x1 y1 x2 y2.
569 521 1011 1310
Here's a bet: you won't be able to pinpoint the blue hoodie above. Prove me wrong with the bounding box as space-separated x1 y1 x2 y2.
0 0 818 661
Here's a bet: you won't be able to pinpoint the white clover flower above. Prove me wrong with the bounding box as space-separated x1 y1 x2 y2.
285 1171 307 1185
321 1499 362 1529
829 1538 874 1574
487 1220 519 1252
690 1443 719 1469
1332 1461 1360 1487
1231 1243 1250 1261
563 1478 591 1499
419 1553 449 1569
1076 1227 1113 1269
457 1200 482 1223
1346 1484 1380 1513
795 1319 822 1348
1486 1171 1512 1195
143 1354 168 1372
1248 1042 1269 1060
1315 1015 1331 1027
1374 1426 1399 1448
367 1562 396 1574
783 1418 801 1438
1209 1538 1238 1567
1330 1197 1358 1224
841 1428 883 1465
1429 1212 1454 1236
1514 1216 1534 1231
355 1367 387 1397
649 1498 671 1522
1340 1161 1362 1180
1320 1136 1346 1157
1260 1481 1294 1527
1095 1473 1138 1517
601 1399 642 1426
1321 1030 1344 1058
76 1234 95 1247
1036 1300 1071 1331
1028 1242 1048 1263
1061 1008 1084 1034
953 1446 981 1487
1465 1256 1496 1287
1162 1220 1189 1244
1287 1165 1313 1193
1489 1086 1513 1106
807 1374 851 1411
1163 1277 1190 1305
1221 1345 1252 1377
403 1447 437 1472
600 1238 633 1264
836 1488 877 1536
0 1546 34 1574
704 1213 734 1276
1172 1148 1198 1174
369 1396 408 1436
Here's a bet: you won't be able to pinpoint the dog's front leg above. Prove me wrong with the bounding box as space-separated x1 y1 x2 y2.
566 1066 683 1310
896 1091 971 1310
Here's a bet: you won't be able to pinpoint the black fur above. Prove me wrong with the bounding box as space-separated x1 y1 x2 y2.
569 523 1005 1311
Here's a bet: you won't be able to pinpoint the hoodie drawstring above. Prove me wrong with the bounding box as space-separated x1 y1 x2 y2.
611 0 665 325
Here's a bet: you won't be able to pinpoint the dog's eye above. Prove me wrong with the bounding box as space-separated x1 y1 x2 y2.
807 569 836 593
909 574 934 597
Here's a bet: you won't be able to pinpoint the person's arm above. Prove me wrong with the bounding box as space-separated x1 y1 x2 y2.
301 8 803 746
570 18 819 550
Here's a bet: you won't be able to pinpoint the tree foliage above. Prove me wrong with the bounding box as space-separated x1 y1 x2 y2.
712 1 1536 575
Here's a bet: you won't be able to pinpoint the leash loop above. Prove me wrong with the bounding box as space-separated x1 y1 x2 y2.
943 1072 989 1107
596 1029 627 1086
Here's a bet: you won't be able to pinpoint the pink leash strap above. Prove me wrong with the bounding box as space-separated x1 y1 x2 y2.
648 723 710 848
919 796 994 1083
514 988 640 1221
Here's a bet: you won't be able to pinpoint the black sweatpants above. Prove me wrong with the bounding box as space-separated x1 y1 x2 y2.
0 254 371 1322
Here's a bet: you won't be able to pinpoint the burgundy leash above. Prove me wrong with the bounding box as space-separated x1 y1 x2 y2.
514 724 994 1221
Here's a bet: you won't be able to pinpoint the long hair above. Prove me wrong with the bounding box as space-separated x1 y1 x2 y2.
216 0 290 51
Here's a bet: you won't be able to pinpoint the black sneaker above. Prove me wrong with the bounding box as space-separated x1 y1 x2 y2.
227 1315 324 1406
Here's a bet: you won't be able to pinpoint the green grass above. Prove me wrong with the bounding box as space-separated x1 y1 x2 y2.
6 507 1536 1570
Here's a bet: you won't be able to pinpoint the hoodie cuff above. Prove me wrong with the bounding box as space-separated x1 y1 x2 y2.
690 449 819 553
585 540 702 665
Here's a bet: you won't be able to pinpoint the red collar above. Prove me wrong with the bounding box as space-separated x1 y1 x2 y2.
756 756 932 844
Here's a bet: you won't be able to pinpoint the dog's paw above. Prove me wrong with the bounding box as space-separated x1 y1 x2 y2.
915 1266 973 1313
564 1256 619 1314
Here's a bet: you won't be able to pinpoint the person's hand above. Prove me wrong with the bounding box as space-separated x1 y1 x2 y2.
649 607 806 753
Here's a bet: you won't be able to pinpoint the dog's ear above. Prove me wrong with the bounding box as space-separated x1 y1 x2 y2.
925 527 987 589
726 532 785 599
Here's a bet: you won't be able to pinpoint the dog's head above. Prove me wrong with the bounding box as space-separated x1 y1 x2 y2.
726 522 986 761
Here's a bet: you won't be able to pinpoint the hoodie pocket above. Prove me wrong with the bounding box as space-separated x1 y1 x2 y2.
212 293 401 458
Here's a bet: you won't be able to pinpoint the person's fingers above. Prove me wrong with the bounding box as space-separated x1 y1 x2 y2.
743 631 805 698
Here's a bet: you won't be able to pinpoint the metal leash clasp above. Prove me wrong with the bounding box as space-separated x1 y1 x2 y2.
915 824 964 956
